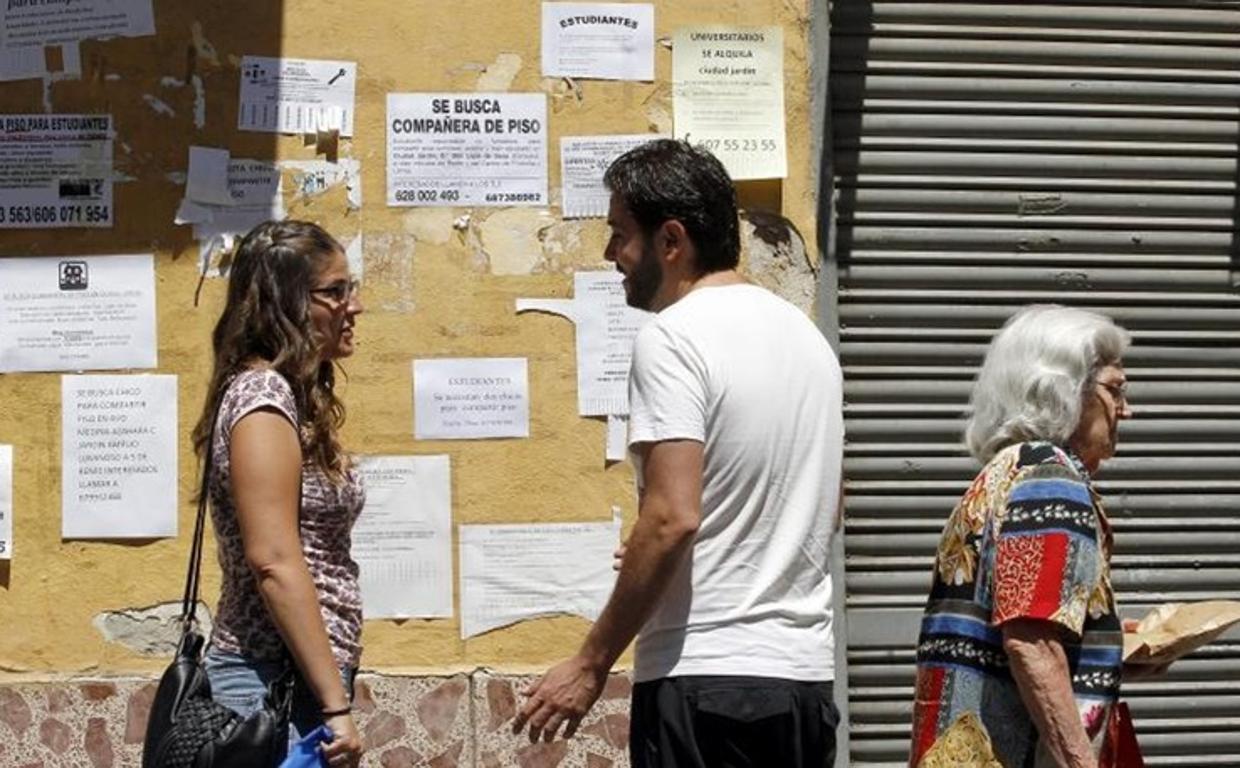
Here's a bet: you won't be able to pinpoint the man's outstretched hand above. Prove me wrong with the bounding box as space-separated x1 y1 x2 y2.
512 654 608 743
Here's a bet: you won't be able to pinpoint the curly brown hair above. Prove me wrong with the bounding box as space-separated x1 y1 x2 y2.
192 219 350 483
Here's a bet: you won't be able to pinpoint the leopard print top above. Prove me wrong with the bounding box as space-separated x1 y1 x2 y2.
206 368 364 667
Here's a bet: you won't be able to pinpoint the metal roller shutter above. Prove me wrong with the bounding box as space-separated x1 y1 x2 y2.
826 3 1240 765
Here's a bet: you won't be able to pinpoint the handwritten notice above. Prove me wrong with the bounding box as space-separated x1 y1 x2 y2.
560 134 660 218
0 445 11 560
387 93 547 207
238 56 357 137
459 512 621 638
0 253 156 373
0 114 112 228
541 2 654 81
413 357 530 440
517 270 650 416
354 455 453 619
673 26 786 180
61 374 177 539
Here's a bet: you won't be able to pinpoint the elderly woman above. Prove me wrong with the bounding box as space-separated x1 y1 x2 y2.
909 305 1133 768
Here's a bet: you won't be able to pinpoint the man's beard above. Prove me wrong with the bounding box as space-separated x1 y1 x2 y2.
625 240 663 310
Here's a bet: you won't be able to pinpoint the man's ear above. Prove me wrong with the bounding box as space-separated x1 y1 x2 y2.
660 219 690 264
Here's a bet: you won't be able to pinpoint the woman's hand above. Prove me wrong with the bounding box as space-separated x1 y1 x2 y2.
1121 618 1172 680
321 712 363 767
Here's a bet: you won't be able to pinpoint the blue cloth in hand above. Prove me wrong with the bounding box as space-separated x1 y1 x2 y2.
278 724 333 768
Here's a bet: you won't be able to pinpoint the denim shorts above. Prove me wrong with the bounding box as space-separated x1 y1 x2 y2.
203 647 356 750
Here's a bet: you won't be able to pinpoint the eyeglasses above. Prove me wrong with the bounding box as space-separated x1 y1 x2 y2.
1095 379 1129 403
309 278 360 306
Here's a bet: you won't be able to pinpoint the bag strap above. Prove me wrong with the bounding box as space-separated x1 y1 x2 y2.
180 403 220 626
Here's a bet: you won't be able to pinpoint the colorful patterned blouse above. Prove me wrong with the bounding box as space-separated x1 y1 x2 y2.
910 442 1122 768
207 368 365 668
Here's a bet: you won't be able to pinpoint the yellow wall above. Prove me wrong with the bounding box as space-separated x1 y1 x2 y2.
0 0 817 678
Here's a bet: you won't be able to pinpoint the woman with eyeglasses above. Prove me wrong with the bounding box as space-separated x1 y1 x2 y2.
191 219 365 767
909 305 1140 768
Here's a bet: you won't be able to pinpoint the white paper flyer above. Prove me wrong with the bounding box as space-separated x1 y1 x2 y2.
673 26 787 180
0 114 112 228
387 93 547 207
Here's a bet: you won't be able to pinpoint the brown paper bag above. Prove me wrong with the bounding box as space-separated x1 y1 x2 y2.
917 712 1003 768
1123 600 1240 666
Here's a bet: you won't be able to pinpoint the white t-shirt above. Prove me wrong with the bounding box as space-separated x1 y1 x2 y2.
628 283 844 683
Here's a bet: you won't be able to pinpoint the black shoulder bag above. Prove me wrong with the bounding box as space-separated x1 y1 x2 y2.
142 412 295 768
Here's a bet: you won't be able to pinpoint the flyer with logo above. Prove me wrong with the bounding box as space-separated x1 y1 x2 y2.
238 56 357 137
673 26 786 180
0 114 112 228
387 93 547 207
0 253 156 373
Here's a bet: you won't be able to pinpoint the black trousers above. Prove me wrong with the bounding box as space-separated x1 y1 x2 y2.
630 676 840 768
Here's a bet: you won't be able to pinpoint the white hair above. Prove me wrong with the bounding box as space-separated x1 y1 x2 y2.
966 305 1131 463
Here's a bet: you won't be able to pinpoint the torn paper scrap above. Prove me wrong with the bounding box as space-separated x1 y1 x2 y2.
606 414 628 462
517 270 650 416
0 253 157 373
560 134 663 218
1123 600 1240 666
238 56 357 137
0 114 112 228
541 2 655 82
354 455 453 619
345 233 364 281
0 444 11 560
62 374 177 539
458 511 621 639
283 157 362 209
0 42 80 81
413 357 530 440
185 146 233 205
176 148 285 276
673 26 787 180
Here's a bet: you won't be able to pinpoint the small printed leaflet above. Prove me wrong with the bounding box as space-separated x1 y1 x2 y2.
353 455 453 619
0 114 112 228
541 2 655 81
238 56 357 137
560 134 662 218
458 511 621 638
413 357 530 440
0 253 157 373
61 374 177 539
673 26 787 180
387 93 548 207
0 444 11 560
0 0 152 81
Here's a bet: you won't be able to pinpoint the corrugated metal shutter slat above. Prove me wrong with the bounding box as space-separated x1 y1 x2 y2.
828 2 1240 764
